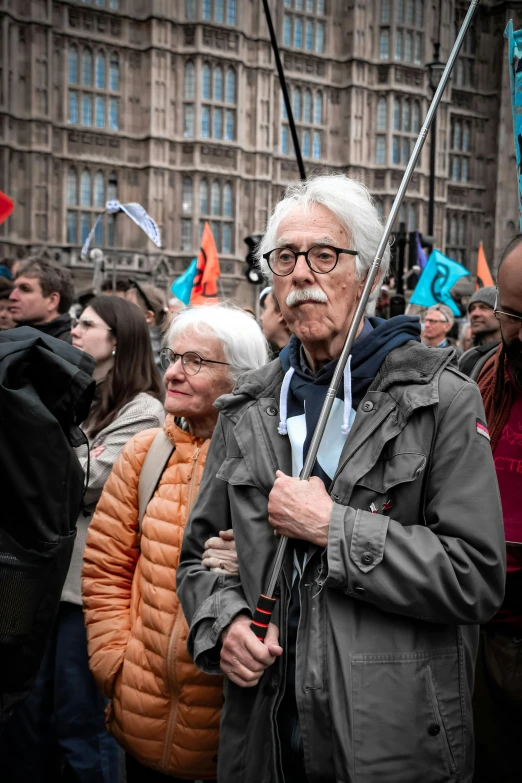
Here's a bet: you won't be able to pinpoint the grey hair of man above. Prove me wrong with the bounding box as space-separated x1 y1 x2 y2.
257 174 391 310
166 304 269 382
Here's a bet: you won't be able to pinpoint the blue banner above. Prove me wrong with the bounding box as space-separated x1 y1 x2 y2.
505 20 522 230
171 258 197 305
409 249 469 316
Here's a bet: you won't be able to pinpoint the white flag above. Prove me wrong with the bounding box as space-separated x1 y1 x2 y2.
81 200 162 259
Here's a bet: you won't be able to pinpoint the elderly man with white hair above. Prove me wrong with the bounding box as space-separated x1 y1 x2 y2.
177 175 505 783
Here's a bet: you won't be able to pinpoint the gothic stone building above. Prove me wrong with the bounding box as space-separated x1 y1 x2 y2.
0 0 520 305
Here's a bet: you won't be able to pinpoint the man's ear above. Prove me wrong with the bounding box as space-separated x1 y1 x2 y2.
47 291 60 313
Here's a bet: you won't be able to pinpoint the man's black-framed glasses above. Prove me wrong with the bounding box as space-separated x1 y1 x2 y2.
262 245 358 277
159 348 230 375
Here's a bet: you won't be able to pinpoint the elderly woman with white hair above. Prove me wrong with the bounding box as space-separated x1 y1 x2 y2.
81 305 268 783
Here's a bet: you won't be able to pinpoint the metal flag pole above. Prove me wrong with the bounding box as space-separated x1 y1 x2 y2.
262 0 306 182
251 0 481 640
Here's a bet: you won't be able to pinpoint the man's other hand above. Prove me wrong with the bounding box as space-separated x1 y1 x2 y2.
268 471 333 547
220 614 282 688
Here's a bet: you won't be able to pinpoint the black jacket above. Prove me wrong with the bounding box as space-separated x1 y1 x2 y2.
17 313 73 343
0 327 95 722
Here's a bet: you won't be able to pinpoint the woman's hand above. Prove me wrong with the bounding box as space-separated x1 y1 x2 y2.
202 529 239 574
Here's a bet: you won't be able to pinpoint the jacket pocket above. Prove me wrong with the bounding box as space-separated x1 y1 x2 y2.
216 457 260 489
351 649 462 783
356 452 426 493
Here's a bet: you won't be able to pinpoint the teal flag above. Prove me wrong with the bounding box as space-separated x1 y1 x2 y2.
171 258 197 305
409 249 469 316
505 20 522 230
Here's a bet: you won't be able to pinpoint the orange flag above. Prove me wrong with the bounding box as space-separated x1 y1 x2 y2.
476 241 494 289
190 221 220 305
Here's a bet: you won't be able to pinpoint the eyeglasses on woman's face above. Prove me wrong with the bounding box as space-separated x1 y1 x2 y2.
74 318 112 333
262 245 358 277
160 348 230 375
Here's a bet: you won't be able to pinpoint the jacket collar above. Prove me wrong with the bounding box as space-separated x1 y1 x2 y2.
216 341 455 415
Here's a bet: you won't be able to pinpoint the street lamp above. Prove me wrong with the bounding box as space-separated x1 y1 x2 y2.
426 42 446 243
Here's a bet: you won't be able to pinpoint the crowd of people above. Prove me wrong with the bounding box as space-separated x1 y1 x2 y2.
0 173 520 783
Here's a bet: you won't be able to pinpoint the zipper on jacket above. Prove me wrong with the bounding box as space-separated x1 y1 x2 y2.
160 446 203 774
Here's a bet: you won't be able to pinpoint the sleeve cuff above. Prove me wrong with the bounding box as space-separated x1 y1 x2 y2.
189 596 252 675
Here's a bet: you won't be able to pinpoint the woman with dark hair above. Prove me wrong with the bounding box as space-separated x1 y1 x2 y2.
0 296 164 783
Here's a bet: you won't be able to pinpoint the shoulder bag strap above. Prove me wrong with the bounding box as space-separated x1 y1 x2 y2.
138 430 175 533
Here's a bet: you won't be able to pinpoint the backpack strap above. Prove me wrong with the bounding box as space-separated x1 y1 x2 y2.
138 430 175 533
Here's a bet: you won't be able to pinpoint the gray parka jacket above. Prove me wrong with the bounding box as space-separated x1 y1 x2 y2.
177 341 505 783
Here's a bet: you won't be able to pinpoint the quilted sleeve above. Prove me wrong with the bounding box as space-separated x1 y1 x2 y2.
82 430 155 698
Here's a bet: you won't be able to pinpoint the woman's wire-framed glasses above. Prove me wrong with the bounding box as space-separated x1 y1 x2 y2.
262 245 358 277
160 348 230 375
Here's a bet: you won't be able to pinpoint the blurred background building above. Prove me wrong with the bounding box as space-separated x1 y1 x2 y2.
0 0 520 304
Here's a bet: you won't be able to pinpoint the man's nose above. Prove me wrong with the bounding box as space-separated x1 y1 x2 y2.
9 289 19 301
291 252 315 285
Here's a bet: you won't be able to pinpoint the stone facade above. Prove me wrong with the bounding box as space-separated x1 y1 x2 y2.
0 0 520 305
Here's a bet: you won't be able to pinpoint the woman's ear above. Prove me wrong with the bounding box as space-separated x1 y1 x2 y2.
144 310 155 325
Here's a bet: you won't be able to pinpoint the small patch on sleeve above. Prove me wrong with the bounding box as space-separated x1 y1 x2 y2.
476 418 490 441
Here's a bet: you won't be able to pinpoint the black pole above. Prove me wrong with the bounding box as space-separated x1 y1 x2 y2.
262 0 306 181
396 222 406 295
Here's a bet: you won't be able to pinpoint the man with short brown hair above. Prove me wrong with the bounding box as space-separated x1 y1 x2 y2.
9 258 75 342
260 287 291 357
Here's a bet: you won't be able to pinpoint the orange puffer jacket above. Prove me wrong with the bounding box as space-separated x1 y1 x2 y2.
82 416 222 779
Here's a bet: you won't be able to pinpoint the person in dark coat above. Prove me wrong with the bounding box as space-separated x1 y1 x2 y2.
9 257 75 342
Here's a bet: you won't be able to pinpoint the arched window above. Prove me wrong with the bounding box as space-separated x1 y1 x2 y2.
461 158 469 182
96 53 105 89
67 167 77 205
203 0 211 20
314 91 323 124
68 46 78 84
95 96 105 127
94 171 104 207
81 48 93 86
214 67 223 101
284 16 292 47
402 100 410 132
305 20 313 51
463 122 470 152
184 105 194 137
302 129 311 157
303 89 312 123
394 97 401 130
182 176 193 214
459 216 467 247
316 21 324 53
377 97 387 132
81 95 92 126
395 30 403 61
450 215 458 245
211 182 221 215
213 108 223 138
281 126 289 154
406 0 414 25
294 18 303 48
222 223 232 254
109 53 119 91
226 68 236 104
454 120 462 150
225 109 235 140
201 106 210 137
200 179 209 214
107 172 117 201
185 0 197 20
227 0 236 25
184 61 195 99
215 0 224 23
379 30 389 59
80 170 91 206
412 100 420 133
313 130 321 159
416 0 424 27
223 182 232 217
408 203 416 231
202 63 211 99
293 88 301 121
404 31 413 62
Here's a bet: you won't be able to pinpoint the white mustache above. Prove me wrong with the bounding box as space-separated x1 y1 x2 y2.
286 288 328 307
